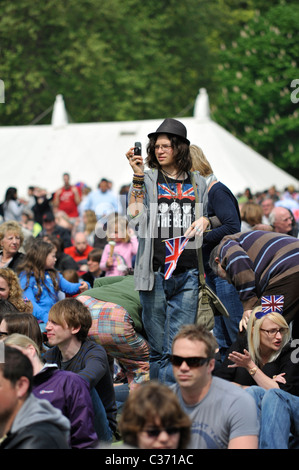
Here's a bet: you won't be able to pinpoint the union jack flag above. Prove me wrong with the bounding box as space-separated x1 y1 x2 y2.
164 236 189 280
158 183 195 201
256 295 284 318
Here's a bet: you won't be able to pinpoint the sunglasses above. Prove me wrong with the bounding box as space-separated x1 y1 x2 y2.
143 427 181 438
0 331 8 339
170 355 210 368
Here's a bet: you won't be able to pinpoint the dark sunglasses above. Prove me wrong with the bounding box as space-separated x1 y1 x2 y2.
0 331 8 338
170 355 210 368
144 427 181 438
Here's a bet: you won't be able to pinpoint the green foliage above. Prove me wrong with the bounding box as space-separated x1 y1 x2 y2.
0 0 221 124
212 3 299 177
0 0 298 179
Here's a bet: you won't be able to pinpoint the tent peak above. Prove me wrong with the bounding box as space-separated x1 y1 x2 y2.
193 88 210 120
51 94 68 129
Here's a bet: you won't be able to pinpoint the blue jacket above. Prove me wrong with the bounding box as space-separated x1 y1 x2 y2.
19 270 89 323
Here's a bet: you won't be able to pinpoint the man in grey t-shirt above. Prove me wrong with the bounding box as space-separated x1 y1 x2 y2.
170 325 259 449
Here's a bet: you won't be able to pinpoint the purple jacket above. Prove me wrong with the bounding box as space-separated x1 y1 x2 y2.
33 364 98 448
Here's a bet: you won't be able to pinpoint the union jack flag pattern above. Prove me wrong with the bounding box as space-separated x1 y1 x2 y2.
164 236 189 280
255 295 284 319
158 183 195 201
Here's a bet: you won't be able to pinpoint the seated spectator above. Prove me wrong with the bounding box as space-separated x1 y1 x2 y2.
78 275 150 394
100 215 138 277
213 300 299 396
0 221 25 272
54 210 74 233
0 345 70 449
44 298 117 443
170 324 259 449
0 300 19 323
73 209 98 247
0 267 33 313
240 201 263 232
42 234 78 272
118 381 191 449
4 333 98 449
38 211 72 248
269 206 298 237
17 240 89 327
246 387 299 449
260 198 275 224
0 312 44 352
81 248 104 287
64 232 93 274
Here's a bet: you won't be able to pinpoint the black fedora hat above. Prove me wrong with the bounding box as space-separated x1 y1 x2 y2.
148 118 190 145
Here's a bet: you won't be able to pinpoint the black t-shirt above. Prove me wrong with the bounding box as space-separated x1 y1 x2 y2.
153 171 197 272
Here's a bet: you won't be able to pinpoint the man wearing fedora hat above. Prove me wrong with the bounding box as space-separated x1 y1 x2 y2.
125 118 210 384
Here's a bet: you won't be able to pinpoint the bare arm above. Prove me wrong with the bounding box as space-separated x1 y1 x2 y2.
228 435 258 449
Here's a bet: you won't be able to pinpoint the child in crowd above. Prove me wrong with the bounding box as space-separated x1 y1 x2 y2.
100 215 138 277
18 239 89 328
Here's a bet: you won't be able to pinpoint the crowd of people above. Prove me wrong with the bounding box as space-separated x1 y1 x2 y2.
0 119 299 450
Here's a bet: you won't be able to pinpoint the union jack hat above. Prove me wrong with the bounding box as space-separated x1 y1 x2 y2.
255 295 284 319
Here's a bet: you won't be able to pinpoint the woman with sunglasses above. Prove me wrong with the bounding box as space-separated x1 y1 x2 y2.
214 297 299 396
118 381 191 449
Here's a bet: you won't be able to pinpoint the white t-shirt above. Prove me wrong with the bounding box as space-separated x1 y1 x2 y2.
171 376 259 449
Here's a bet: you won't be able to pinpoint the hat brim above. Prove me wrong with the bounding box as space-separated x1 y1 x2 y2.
147 131 190 145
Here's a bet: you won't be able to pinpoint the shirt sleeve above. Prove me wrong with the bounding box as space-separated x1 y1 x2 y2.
220 240 259 309
227 392 259 441
58 272 82 295
76 343 110 388
19 273 46 322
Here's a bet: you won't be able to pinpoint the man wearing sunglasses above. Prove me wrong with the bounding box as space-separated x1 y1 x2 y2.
170 325 259 449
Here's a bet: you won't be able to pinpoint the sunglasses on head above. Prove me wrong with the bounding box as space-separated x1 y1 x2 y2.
170 355 210 368
143 427 181 438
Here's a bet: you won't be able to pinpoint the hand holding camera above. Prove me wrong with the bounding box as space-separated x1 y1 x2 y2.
126 142 144 174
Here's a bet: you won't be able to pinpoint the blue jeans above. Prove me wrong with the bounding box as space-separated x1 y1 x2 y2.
206 275 243 360
140 269 199 385
90 388 113 442
114 383 129 412
246 386 299 449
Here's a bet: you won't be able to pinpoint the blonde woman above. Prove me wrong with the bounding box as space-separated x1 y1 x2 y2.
214 297 299 396
0 220 25 271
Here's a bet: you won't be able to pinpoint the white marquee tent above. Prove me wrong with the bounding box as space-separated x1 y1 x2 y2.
0 89 298 201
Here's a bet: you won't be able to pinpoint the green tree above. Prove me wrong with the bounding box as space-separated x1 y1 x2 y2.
212 2 299 177
0 0 224 125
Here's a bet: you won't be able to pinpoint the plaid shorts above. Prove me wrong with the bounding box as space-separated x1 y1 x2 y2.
78 295 149 387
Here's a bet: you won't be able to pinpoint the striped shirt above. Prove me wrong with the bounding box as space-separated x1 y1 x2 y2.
218 231 299 310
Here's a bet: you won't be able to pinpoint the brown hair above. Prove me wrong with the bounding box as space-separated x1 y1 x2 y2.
240 202 263 226
119 381 191 448
1 312 44 353
172 324 218 359
48 298 92 341
17 240 59 301
146 135 192 174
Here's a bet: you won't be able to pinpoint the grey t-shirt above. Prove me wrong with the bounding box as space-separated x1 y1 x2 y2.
171 377 259 449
